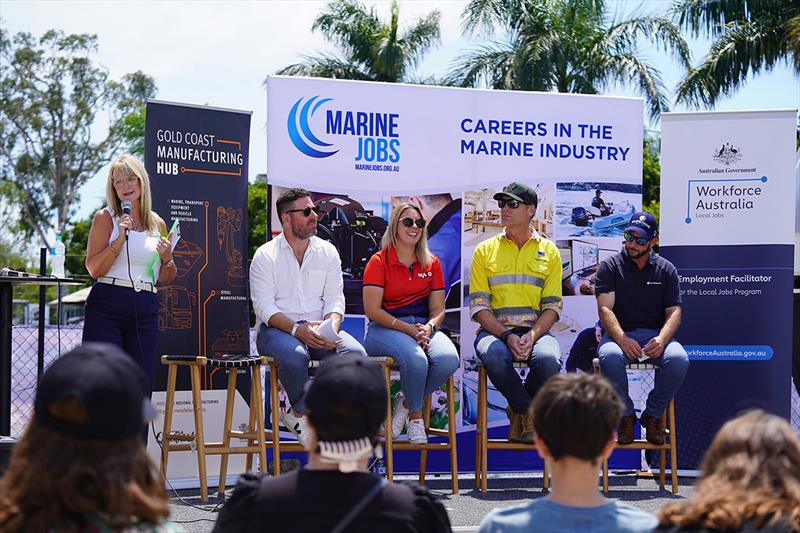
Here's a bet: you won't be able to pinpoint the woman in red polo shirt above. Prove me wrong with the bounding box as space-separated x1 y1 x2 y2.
363 203 460 444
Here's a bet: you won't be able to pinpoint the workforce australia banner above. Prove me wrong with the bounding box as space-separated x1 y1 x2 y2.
145 100 252 481
660 109 797 470
267 76 645 473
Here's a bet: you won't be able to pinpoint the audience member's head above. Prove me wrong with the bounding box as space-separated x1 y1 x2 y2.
659 409 800 532
304 354 387 471
531 373 624 463
0 343 168 532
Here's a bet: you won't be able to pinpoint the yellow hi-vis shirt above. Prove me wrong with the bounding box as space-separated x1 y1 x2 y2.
469 230 563 328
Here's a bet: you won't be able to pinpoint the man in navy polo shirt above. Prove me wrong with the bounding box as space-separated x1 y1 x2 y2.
594 212 689 445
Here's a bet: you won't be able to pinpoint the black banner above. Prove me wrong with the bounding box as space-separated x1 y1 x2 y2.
145 100 251 391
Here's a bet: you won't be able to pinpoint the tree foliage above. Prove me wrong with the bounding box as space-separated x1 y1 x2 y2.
0 28 156 247
642 132 661 223
446 0 691 121
673 0 800 107
276 0 441 83
247 180 268 261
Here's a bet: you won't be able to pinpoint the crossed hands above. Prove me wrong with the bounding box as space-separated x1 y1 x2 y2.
506 332 533 361
402 322 433 350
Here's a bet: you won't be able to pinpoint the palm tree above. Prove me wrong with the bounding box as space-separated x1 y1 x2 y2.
276 0 441 83
673 0 800 107
445 0 690 121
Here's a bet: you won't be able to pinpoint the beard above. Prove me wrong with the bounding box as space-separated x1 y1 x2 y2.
626 243 651 259
292 219 317 240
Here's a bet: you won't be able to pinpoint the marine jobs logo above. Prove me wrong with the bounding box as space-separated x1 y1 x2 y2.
287 95 401 172
287 96 339 158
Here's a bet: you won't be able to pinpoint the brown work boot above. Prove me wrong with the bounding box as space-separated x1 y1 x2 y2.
506 405 523 443
617 414 636 444
642 414 665 445
521 412 535 444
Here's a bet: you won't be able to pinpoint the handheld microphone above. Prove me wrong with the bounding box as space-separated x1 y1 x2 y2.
121 200 132 238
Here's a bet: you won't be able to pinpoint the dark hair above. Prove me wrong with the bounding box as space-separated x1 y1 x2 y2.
531 373 623 461
659 410 800 532
0 421 170 532
276 188 311 217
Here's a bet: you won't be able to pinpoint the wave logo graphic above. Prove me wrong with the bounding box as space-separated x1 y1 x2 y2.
287 96 338 158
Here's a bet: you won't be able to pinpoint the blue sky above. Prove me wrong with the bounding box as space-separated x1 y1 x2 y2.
3 0 798 223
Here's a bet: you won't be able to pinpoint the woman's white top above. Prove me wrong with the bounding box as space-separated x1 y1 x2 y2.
103 206 160 283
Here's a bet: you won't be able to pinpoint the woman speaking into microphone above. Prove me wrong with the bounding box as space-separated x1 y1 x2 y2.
83 154 177 396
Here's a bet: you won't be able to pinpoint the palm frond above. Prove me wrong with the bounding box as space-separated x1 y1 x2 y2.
444 41 517 88
676 17 789 107
604 53 669 121
601 16 691 68
399 10 442 71
275 54 372 81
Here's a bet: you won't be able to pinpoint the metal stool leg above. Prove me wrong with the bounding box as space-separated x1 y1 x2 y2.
383 364 394 481
269 364 282 476
252 364 268 474
419 397 430 485
479 365 489 493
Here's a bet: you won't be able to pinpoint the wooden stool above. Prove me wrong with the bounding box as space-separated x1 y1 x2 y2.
593 358 678 493
262 357 321 475
475 361 549 493
371 356 459 494
159 354 267 501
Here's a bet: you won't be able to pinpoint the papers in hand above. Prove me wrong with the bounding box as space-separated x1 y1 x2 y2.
638 351 650 362
315 318 341 342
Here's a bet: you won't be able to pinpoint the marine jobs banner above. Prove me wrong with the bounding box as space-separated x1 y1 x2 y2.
660 110 797 470
145 100 252 481
267 76 644 473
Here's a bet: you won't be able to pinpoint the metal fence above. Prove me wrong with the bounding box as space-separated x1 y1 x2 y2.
10 324 800 440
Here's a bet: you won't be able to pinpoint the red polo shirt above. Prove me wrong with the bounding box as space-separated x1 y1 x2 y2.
363 246 444 318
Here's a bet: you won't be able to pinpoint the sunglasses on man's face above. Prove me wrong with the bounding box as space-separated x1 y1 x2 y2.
285 205 320 217
400 217 426 229
623 231 649 246
497 199 521 209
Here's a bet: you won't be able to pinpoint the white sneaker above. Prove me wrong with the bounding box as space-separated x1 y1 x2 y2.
407 419 428 444
391 392 409 439
281 409 309 447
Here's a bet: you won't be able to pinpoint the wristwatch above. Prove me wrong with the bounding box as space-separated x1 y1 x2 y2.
426 322 437 334
499 329 513 343
291 320 308 337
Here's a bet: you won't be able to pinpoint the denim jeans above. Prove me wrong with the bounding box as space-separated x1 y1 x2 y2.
474 330 562 413
597 328 689 418
256 323 367 414
364 316 460 413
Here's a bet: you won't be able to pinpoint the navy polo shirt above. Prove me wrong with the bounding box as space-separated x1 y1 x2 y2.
595 248 681 331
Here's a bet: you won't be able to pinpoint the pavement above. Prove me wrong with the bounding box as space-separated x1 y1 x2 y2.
167 471 694 532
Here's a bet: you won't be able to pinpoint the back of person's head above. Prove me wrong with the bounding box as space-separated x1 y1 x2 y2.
305 354 387 470
0 343 168 532
531 373 623 462
659 409 800 532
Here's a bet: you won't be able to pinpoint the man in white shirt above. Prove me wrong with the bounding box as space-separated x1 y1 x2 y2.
251 188 367 445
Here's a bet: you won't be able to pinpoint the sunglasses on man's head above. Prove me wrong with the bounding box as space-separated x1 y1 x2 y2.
623 231 649 246
285 205 320 217
497 198 521 209
400 217 426 229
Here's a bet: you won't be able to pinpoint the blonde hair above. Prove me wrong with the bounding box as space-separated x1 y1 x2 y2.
106 154 158 233
380 203 432 268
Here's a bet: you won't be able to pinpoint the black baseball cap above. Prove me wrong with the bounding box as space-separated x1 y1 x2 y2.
305 354 387 442
34 342 155 440
624 211 658 241
493 182 538 206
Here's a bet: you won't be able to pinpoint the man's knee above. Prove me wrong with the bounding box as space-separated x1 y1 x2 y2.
478 337 510 366
598 341 626 368
338 332 367 357
663 342 690 373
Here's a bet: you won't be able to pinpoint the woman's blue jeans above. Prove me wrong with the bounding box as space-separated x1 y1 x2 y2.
364 316 460 413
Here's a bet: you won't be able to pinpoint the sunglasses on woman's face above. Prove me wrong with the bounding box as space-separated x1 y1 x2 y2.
400 217 426 229
623 231 649 246
285 205 320 217
497 199 521 209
